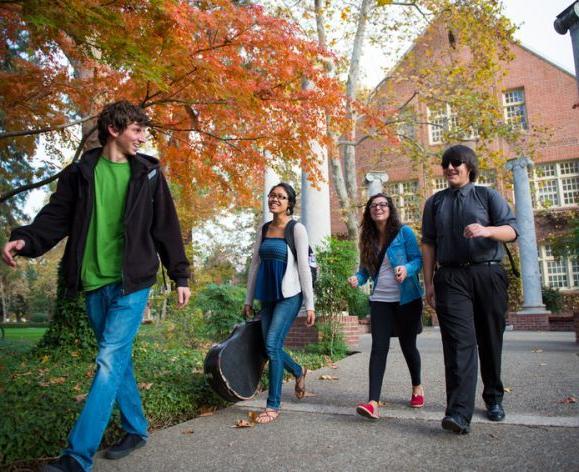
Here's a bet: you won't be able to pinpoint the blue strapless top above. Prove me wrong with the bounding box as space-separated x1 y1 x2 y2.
255 238 287 302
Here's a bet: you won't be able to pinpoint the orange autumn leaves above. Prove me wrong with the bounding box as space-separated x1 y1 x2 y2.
0 0 350 224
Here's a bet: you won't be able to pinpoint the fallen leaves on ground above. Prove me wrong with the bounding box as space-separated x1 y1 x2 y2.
232 411 259 428
302 391 318 398
319 375 338 381
198 405 217 417
138 382 154 390
504 387 513 393
73 394 87 403
181 429 195 434
559 396 576 404
232 419 253 428
531 348 544 353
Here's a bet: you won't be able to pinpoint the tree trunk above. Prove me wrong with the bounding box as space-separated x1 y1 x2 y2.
315 0 372 241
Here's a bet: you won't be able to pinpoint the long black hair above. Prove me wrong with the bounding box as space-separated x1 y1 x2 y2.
359 193 402 275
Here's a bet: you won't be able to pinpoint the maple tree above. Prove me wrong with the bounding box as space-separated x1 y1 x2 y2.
269 0 534 240
0 0 346 228
0 0 349 348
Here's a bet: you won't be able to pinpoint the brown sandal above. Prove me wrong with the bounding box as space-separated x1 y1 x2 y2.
295 368 308 399
255 408 279 424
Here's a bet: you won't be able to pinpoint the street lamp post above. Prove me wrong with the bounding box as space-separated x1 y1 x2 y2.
554 1 579 103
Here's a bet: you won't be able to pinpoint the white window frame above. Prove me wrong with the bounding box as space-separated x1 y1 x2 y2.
386 180 420 222
502 88 528 130
427 105 477 145
531 160 579 209
538 244 579 290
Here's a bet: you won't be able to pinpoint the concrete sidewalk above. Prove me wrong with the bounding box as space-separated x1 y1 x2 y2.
94 330 579 472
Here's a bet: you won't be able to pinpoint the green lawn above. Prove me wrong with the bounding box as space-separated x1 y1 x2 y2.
3 327 47 341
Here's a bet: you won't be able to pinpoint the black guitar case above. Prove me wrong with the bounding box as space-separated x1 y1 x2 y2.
204 318 267 402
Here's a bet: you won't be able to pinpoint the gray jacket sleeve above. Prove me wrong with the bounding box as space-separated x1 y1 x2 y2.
294 223 315 311
244 224 264 306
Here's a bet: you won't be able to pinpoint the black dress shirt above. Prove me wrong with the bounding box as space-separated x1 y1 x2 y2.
421 183 518 265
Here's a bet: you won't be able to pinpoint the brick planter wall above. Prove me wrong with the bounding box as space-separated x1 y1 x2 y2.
508 311 550 331
358 317 371 334
574 312 579 343
285 315 361 350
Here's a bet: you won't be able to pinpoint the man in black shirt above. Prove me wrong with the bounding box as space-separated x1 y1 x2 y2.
422 145 518 434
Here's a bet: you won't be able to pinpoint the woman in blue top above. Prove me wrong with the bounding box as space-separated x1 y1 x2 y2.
348 193 424 419
244 182 315 424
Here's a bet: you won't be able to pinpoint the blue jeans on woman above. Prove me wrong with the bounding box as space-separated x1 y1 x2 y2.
261 293 304 410
63 283 150 471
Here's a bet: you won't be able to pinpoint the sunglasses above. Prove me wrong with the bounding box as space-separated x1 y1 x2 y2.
441 159 465 169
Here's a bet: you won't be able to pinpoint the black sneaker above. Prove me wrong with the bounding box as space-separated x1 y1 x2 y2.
441 414 470 434
104 433 147 460
42 455 84 472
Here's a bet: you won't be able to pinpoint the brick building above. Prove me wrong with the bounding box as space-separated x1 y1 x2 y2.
329 22 579 314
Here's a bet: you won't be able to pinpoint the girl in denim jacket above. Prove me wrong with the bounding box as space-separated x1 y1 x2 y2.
348 193 424 419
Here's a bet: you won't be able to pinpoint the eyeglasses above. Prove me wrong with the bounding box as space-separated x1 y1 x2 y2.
369 202 389 210
268 193 288 201
441 159 465 169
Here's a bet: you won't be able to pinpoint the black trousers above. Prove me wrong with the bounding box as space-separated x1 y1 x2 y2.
368 298 423 402
434 264 508 422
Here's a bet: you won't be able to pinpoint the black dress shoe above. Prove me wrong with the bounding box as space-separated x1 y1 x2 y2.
441 415 470 434
104 433 147 460
42 455 84 472
486 402 506 422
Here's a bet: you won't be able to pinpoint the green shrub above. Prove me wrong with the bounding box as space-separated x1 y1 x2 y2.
30 313 49 323
542 285 563 313
347 288 370 318
163 306 209 348
195 283 246 340
305 320 348 358
314 237 358 316
0 322 342 468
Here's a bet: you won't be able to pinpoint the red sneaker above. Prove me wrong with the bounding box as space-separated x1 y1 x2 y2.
356 402 379 419
409 394 424 408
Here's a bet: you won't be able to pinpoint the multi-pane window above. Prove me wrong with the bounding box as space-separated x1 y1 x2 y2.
428 105 457 144
503 88 528 130
385 180 420 222
432 170 496 194
531 160 579 208
427 106 477 144
538 244 579 289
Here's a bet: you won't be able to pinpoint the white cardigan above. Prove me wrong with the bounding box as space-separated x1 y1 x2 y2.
245 221 315 311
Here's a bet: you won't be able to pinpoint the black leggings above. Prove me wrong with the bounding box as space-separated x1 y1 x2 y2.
369 298 423 402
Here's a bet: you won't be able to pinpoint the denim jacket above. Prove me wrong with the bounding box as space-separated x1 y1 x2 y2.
355 225 423 305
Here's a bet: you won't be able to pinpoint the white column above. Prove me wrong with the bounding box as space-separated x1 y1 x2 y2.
301 141 331 250
263 162 279 225
506 157 548 314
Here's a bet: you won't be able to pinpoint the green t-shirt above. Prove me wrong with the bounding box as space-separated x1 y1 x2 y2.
81 156 131 292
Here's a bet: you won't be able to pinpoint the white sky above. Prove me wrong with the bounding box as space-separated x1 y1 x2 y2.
360 0 577 88
22 0 578 217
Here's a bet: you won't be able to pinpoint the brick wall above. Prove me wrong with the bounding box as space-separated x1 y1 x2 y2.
285 315 362 350
508 312 550 331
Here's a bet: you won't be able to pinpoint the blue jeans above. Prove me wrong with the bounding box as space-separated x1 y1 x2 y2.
64 283 150 471
261 293 304 409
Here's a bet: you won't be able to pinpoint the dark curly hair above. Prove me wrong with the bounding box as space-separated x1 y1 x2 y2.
269 182 297 215
359 193 402 275
97 100 150 146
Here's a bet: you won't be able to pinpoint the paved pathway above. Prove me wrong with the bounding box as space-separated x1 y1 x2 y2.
94 330 579 472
